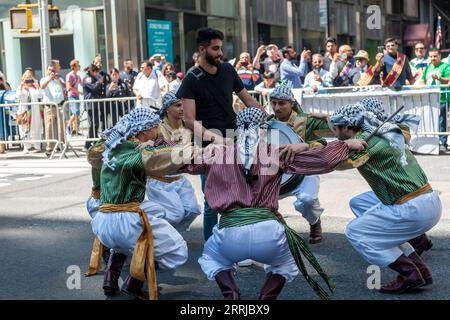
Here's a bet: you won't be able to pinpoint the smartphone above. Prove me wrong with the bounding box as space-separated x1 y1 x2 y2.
313 69 320 75
377 46 385 54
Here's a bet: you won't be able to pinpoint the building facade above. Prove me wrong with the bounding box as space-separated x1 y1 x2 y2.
0 0 448 88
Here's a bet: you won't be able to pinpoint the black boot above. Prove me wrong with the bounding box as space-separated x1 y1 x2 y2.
258 273 286 300
215 270 241 300
103 252 127 296
379 254 425 294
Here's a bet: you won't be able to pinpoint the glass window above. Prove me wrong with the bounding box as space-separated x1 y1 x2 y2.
0 0 103 19
0 22 4 74
258 23 287 48
51 0 103 10
183 13 207 71
209 0 236 18
145 0 196 11
207 16 240 60
95 10 107 67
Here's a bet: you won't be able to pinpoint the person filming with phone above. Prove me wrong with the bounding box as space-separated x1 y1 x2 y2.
303 54 332 92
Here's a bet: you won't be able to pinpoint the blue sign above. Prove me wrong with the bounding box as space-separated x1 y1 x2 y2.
147 19 174 64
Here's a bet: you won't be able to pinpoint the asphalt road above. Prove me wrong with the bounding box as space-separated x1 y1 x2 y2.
0 152 449 300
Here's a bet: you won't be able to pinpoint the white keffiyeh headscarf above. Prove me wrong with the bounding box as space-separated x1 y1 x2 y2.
101 107 161 170
236 107 268 183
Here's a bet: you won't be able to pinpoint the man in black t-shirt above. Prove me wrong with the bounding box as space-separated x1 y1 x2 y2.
176 28 263 241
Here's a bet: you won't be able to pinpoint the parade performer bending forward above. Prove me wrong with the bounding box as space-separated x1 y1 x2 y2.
271 85 334 244
142 91 201 232
87 108 189 300
330 104 442 294
183 107 367 300
356 97 433 256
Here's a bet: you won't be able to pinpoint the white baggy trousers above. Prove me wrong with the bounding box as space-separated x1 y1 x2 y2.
198 220 299 282
281 175 324 225
346 191 442 267
89 197 188 271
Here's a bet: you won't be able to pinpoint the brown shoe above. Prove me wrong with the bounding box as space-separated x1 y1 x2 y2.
379 254 425 294
408 251 433 286
102 252 127 296
408 234 433 256
258 273 286 300
309 218 323 244
215 270 240 300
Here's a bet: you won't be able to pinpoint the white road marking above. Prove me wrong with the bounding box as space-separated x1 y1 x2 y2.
0 159 89 187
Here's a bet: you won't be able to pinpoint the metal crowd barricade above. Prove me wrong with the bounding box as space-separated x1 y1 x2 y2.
0 100 62 159
295 86 445 154
59 96 138 159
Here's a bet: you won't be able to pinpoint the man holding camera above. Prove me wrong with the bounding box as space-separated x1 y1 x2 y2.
253 44 282 81
329 45 356 87
40 61 65 155
279 46 309 89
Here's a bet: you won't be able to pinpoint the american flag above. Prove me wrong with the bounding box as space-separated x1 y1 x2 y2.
435 15 442 49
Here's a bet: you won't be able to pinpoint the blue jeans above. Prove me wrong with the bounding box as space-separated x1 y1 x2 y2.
201 175 218 241
439 103 448 147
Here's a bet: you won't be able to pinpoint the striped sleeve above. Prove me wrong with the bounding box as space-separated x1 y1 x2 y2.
282 140 349 175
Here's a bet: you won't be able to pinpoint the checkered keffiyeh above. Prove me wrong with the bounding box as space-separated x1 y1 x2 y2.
236 108 268 182
331 104 409 166
269 84 302 112
357 97 421 132
160 90 181 119
330 104 367 127
102 108 161 170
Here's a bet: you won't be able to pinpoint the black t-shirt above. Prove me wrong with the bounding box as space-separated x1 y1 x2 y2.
176 63 245 138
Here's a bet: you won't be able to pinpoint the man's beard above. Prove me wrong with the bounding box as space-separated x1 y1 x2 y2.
206 51 222 67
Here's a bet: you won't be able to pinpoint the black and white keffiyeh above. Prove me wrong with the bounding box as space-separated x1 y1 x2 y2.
236 107 268 182
357 97 421 132
331 103 409 166
269 84 302 112
102 108 161 170
160 90 181 119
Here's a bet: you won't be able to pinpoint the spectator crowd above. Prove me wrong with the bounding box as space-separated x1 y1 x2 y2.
1 35 450 155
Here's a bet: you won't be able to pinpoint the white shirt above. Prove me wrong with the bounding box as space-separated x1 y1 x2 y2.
133 70 168 108
303 68 332 89
16 86 43 114
40 77 65 104
169 79 181 92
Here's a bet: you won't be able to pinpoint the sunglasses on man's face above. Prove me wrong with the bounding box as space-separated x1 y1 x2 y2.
416 47 425 50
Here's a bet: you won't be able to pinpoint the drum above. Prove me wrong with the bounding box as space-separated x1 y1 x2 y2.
267 120 305 196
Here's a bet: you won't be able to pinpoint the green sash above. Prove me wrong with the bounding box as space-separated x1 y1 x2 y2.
220 207 335 300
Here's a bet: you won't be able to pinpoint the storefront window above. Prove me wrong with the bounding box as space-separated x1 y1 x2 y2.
0 0 103 19
145 0 196 11
209 0 237 18
207 16 240 60
95 10 107 67
258 23 287 48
